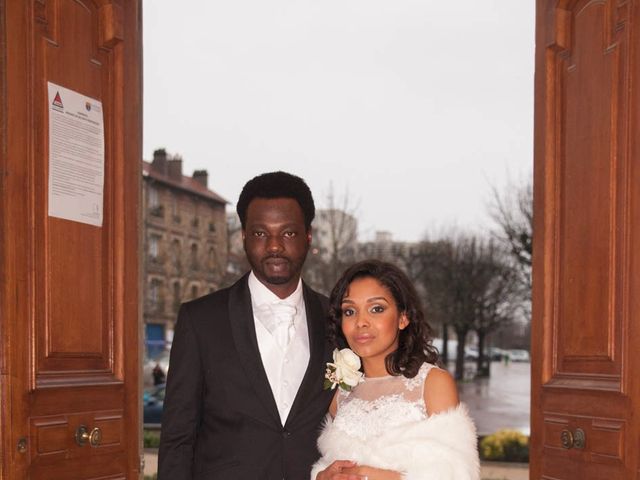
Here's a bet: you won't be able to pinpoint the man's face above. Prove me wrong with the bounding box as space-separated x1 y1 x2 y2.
243 197 311 298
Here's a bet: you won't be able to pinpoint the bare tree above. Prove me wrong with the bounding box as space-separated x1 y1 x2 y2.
411 240 455 364
418 237 477 380
303 185 359 295
489 179 533 311
471 241 521 376
418 235 520 380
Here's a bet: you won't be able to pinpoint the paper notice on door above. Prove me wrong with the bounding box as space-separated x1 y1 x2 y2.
47 82 105 227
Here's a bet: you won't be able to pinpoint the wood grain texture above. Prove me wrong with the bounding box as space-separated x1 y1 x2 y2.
0 0 141 478
532 0 639 478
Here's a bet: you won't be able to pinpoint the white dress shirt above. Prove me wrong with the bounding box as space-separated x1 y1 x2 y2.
248 272 310 425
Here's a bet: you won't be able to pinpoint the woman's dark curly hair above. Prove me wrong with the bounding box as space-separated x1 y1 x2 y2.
328 259 439 378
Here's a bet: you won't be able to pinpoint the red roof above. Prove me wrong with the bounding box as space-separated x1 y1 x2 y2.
142 161 228 204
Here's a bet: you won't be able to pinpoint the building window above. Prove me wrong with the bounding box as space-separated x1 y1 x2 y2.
190 243 199 270
191 284 198 299
209 222 216 233
149 234 161 260
208 246 217 271
172 195 180 223
149 186 159 208
149 205 164 217
149 278 163 310
148 187 164 217
171 239 181 269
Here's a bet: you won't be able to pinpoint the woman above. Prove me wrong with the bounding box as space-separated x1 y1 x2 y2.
312 260 480 480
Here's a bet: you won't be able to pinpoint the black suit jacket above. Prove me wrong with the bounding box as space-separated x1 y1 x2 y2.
158 274 334 480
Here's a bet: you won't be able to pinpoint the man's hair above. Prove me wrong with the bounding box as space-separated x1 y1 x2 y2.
236 171 315 230
328 259 439 378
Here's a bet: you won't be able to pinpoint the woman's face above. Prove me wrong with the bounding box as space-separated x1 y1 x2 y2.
340 276 409 367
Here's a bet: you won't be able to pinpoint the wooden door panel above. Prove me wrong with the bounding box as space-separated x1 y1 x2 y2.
532 0 639 478
30 409 124 462
35 0 117 381
0 0 141 478
550 0 630 385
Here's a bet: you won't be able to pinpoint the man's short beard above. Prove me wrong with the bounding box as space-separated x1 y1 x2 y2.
263 275 291 285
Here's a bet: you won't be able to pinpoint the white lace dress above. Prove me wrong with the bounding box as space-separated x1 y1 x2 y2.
310 363 480 480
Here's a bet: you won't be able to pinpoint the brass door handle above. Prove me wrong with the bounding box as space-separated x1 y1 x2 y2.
560 429 573 449
561 428 586 450
75 425 102 447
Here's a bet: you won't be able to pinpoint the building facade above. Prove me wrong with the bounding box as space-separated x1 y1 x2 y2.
358 230 415 262
142 149 228 356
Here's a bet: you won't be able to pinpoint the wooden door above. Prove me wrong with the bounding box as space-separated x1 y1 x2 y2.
531 0 640 478
0 1 142 479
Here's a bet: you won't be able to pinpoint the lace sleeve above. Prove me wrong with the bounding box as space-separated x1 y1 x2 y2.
335 386 350 411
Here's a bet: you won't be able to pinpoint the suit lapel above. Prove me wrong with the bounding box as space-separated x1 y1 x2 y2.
228 275 281 426
285 283 328 428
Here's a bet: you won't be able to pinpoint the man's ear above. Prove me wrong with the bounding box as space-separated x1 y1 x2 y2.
306 227 312 245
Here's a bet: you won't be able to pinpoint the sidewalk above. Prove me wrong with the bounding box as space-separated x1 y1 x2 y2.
480 461 528 480
143 450 528 479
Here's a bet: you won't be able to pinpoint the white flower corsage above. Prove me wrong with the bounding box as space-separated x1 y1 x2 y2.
324 348 364 391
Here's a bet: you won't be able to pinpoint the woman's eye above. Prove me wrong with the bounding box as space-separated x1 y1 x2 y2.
342 308 354 317
371 305 385 313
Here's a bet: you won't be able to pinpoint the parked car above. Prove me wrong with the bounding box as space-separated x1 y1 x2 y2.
488 347 507 361
508 349 530 362
464 347 479 360
143 383 166 425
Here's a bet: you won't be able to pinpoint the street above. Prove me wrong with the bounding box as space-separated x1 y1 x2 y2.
456 360 530 436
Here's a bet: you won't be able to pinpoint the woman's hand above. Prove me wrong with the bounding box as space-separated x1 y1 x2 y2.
316 460 367 480
341 465 402 480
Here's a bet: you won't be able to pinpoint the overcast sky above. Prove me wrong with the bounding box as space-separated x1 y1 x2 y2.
143 1 535 242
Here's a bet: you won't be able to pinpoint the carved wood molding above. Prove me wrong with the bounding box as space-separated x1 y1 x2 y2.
543 410 625 461
545 373 621 391
35 0 123 52
29 0 131 388
553 0 630 51
99 4 123 48
30 409 123 463
543 0 633 384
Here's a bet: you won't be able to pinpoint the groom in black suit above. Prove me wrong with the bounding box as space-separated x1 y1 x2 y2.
158 171 334 479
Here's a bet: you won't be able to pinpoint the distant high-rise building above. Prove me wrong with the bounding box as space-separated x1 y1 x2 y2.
359 230 414 261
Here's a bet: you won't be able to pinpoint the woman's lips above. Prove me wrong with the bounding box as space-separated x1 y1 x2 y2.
353 334 374 344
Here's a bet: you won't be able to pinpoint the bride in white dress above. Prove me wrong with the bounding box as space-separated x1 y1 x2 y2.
312 260 480 480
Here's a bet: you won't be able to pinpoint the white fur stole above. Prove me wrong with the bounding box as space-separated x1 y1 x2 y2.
310 403 480 480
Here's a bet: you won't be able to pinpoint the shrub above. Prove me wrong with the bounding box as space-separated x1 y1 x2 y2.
143 429 161 449
480 429 529 462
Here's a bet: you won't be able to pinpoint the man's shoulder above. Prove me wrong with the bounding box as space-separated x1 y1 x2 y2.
182 275 248 315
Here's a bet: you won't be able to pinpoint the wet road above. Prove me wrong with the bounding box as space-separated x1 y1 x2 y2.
455 361 530 436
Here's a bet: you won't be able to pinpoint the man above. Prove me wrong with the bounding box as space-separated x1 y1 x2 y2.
158 171 334 479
